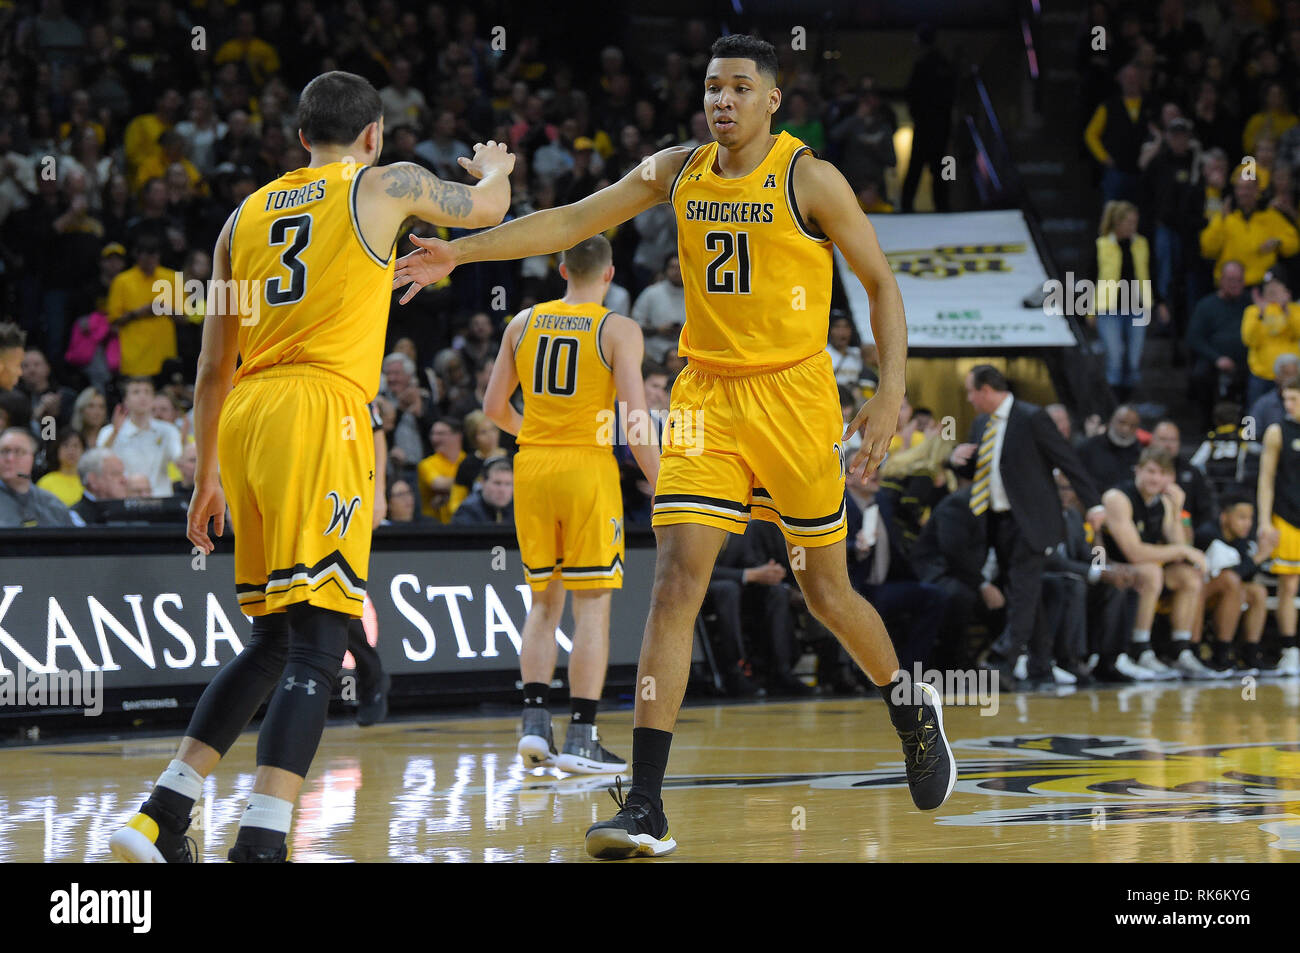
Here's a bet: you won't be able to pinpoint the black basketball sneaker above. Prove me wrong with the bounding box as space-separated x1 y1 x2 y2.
109 800 197 863
887 680 957 811
227 843 290 862
584 777 676 859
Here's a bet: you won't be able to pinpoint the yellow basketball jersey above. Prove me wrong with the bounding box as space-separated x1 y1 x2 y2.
514 299 616 448
671 131 832 372
229 162 394 398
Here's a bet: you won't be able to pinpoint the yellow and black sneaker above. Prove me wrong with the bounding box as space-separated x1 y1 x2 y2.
109 802 197 863
584 777 676 859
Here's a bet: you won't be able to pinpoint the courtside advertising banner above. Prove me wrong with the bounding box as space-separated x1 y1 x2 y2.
0 548 655 697
839 209 1077 347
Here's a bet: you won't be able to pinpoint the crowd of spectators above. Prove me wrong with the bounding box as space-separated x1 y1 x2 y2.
1080 0 1300 419
3 2 1299 693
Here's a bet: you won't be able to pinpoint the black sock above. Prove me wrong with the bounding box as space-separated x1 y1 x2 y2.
144 786 193 830
233 824 285 853
629 727 673 804
1282 635 1298 650
1128 640 1150 659
523 682 550 708
570 697 598 725
1211 641 1231 668
1243 643 1262 668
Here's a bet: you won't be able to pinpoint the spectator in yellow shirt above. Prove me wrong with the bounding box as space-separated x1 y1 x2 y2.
1200 173 1300 285
215 12 282 88
417 417 469 522
106 236 183 379
36 430 86 506
1241 271 1300 406
1242 81 1298 156
131 130 205 195
122 89 183 180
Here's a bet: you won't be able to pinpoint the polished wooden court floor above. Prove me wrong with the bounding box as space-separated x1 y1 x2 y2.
3 679 1300 862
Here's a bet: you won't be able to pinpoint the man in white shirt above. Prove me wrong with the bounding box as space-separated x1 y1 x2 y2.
97 377 182 496
415 110 471 181
631 254 686 363
379 58 428 130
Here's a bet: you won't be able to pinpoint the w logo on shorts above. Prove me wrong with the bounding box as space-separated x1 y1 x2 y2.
833 442 845 480
324 490 362 539
610 517 623 544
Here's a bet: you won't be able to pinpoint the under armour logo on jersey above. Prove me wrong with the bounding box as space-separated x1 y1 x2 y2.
687 173 702 181
324 490 362 538
763 173 777 188
284 676 316 694
610 517 623 544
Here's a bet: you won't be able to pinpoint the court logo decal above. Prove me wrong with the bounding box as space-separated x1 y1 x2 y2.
521 734 1300 851
814 734 1300 851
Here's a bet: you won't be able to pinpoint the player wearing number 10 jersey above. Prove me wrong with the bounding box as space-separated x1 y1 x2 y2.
110 71 514 865
482 235 660 776
392 35 956 860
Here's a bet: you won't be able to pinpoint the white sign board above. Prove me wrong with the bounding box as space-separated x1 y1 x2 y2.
837 209 1077 348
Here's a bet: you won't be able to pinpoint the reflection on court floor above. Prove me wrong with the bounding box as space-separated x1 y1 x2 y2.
2 680 1298 862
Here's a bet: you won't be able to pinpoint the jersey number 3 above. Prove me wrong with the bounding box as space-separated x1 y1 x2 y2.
266 214 313 305
705 229 751 295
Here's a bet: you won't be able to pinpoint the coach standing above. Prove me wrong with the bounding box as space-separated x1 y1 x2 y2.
951 366 1105 685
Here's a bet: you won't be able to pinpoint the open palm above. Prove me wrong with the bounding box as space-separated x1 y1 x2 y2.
393 235 457 304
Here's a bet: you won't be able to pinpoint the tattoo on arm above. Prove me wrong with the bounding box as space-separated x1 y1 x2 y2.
382 164 475 218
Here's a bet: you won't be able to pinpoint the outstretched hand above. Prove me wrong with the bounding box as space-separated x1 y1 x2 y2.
393 235 457 304
844 390 901 481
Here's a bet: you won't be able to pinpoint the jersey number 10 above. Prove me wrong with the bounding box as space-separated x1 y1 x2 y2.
705 229 752 295
533 334 579 396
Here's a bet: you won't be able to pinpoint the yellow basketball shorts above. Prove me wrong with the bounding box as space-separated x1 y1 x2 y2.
653 350 847 547
1272 515 1300 574
219 366 375 617
514 446 624 591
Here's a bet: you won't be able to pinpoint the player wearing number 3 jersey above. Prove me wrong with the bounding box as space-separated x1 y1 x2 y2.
111 70 514 865
392 36 956 860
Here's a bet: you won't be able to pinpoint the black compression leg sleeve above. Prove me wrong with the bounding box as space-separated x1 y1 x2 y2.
186 613 290 756
255 604 349 777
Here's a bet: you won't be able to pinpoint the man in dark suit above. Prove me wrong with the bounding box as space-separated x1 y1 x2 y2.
951 365 1105 685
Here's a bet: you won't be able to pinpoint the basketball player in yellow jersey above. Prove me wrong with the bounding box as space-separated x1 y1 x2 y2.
393 36 955 859
110 71 514 864
481 235 660 776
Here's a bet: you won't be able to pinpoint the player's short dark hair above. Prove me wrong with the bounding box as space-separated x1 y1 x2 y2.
298 71 383 146
710 35 779 85
133 234 161 256
1137 446 1176 473
642 360 668 380
969 364 1009 393
561 235 613 281
0 322 25 352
